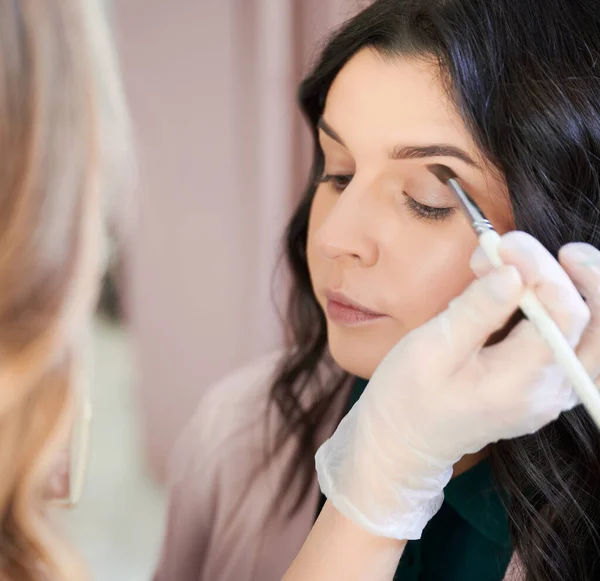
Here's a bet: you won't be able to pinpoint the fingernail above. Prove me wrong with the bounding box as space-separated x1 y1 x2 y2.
481 266 523 302
562 243 600 267
469 246 491 272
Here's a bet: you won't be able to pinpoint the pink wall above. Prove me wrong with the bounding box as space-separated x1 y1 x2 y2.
115 0 372 483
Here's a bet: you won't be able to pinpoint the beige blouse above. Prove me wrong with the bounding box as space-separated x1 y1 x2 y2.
153 351 523 581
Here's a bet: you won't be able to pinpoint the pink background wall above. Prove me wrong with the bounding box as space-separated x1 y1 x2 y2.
115 0 372 482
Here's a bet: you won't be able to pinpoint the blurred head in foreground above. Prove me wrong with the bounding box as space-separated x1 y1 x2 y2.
0 1 132 579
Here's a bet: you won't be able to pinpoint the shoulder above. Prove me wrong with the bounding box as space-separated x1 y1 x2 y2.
154 352 286 581
155 351 350 581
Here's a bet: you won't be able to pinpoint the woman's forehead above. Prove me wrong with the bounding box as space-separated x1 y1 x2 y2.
323 48 477 156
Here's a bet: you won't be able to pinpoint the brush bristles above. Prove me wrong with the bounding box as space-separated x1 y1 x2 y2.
426 163 457 184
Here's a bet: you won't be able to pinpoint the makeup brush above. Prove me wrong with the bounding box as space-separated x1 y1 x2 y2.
427 163 600 430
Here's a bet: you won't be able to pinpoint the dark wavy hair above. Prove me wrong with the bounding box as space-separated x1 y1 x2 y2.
267 0 600 579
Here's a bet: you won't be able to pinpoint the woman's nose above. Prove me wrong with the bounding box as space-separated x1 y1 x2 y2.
313 188 379 267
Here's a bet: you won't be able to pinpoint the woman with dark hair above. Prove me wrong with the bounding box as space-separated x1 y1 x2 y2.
155 1 600 580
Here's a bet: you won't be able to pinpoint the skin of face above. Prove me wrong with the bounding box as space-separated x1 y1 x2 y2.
307 47 514 381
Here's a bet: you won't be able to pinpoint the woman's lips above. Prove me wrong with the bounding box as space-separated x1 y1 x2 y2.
325 290 388 326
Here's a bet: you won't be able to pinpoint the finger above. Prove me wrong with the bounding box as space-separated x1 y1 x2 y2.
479 233 590 379
469 244 495 277
429 265 524 366
560 243 600 378
481 232 590 347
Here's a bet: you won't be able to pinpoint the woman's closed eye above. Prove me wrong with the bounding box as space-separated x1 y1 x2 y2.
404 195 455 222
319 172 455 222
319 173 354 193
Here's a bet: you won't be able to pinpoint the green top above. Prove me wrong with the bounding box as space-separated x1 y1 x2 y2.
316 378 514 580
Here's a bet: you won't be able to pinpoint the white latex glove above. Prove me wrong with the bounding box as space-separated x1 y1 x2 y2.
316 231 600 541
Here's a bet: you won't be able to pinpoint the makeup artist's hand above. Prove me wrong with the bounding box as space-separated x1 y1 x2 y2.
316 231 600 541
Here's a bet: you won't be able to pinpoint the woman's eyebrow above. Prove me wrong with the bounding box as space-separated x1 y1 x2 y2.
318 117 346 147
318 116 481 170
390 144 481 169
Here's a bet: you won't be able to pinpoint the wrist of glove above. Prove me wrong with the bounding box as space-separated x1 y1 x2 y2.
316 398 455 540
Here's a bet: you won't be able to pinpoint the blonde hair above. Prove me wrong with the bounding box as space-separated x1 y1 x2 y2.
0 1 132 579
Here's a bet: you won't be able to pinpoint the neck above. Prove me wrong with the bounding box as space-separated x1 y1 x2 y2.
452 447 490 478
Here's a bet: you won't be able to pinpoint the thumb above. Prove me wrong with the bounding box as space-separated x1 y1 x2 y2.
432 265 524 365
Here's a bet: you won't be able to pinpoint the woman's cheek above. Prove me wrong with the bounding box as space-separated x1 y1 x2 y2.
384 231 478 329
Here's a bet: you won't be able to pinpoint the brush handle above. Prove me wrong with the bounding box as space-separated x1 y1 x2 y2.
478 230 600 429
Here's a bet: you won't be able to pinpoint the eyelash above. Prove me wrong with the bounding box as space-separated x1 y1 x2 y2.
318 173 455 222
404 196 455 221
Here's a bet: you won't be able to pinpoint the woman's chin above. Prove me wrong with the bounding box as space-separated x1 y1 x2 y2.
327 330 386 380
